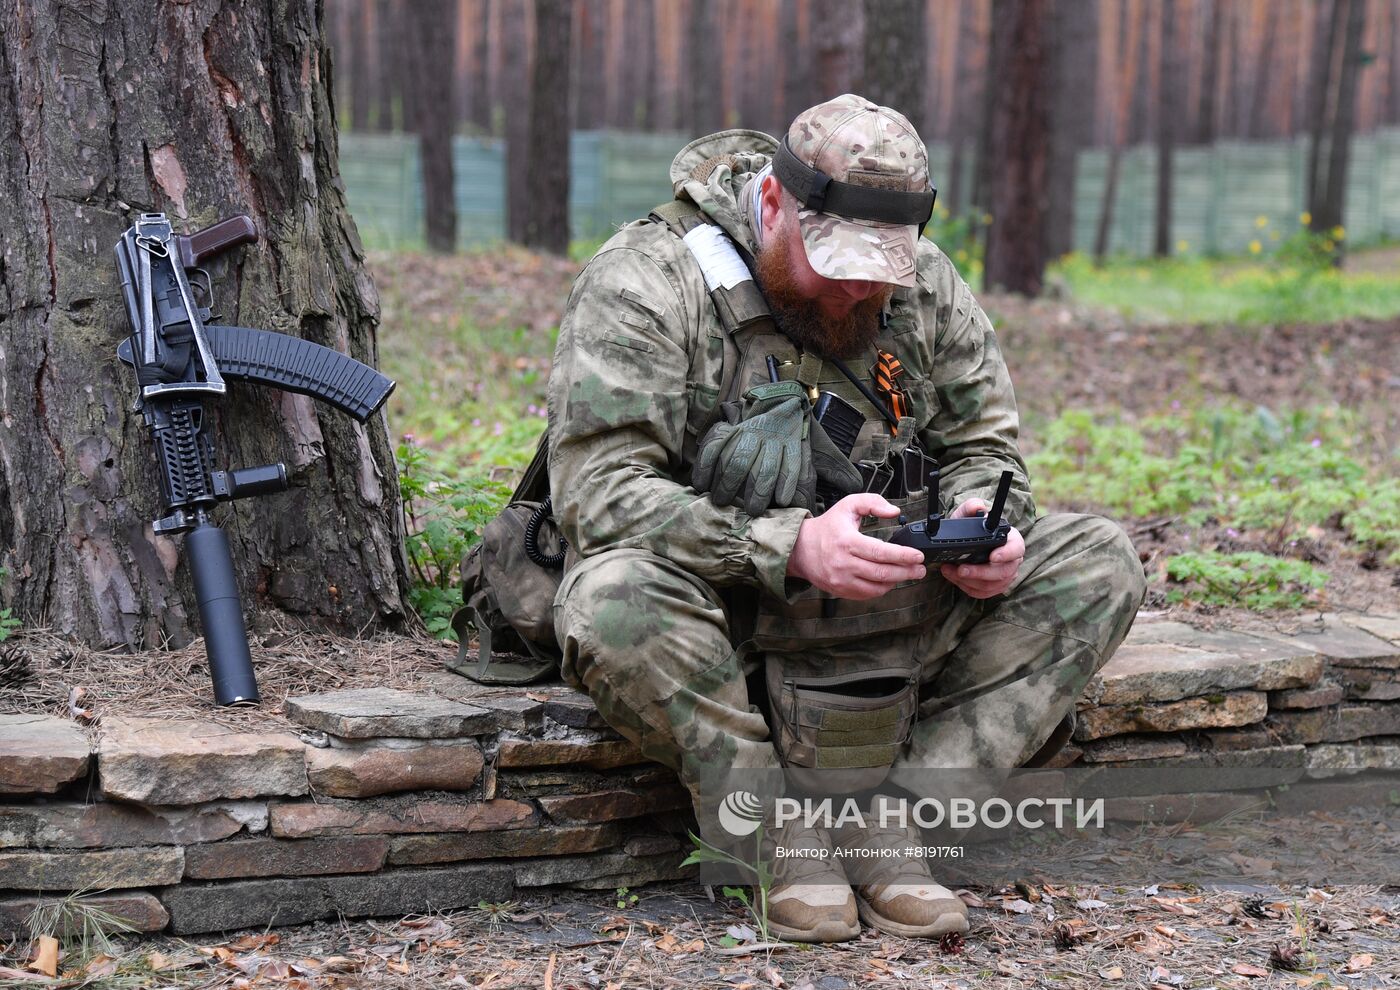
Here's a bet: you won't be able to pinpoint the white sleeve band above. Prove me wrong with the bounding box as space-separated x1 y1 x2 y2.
681 224 753 293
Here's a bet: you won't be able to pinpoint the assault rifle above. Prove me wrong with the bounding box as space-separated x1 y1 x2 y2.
114 213 396 706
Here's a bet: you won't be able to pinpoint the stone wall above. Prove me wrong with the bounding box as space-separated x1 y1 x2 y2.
0 677 694 936
1 609 1397 936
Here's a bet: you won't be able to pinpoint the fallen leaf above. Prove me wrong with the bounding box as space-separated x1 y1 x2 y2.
765 966 785 987
29 936 58 978
1343 953 1373 973
83 954 118 977
1001 898 1035 914
1076 899 1109 910
1153 924 1178 939
1098 965 1124 980
1232 963 1269 977
229 933 280 952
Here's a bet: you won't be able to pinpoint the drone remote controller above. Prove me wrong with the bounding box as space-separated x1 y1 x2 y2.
888 468 1014 565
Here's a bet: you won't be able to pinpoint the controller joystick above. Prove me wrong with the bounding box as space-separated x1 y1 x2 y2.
888 468 1014 565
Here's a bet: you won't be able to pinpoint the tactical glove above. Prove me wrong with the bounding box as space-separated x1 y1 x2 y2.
693 380 811 516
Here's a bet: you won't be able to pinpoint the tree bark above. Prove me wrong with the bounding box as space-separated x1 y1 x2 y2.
503 0 531 239
780 0 810 127
945 0 984 218
1196 0 1223 143
1154 0 1177 257
1309 0 1366 250
0 0 411 649
982 0 1053 296
862 0 926 133
519 0 572 253
374 0 401 130
406 0 460 253
1246 11 1279 138
813 0 863 98
1046 0 1097 259
350 0 374 131
1095 0 1141 263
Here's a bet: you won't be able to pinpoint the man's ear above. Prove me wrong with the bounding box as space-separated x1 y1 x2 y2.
759 174 784 244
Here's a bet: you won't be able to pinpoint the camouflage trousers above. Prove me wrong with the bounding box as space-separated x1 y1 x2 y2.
553 513 1146 836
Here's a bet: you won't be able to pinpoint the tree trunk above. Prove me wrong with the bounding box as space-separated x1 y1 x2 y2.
1246 11 1279 138
0 0 411 650
406 0 460 253
351 0 375 132
1310 0 1367 251
503 0 531 239
780 0 810 126
1196 0 1222 143
1307 0 1343 231
1391 0 1400 123
1095 0 1141 263
1154 0 1176 257
1127 0 1154 146
519 0 572 253
813 0 862 97
983 0 1053 296
686 0 724 133
945 0 984 218
375 0 401 130
973 0 1013 225
468 0 493 131
862 0 926 133
1046 0 1097 259
575 0 606 131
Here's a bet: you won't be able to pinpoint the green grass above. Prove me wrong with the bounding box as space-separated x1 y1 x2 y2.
1026 402 1400 610
1028 403 1399 555
1054 247 1400 326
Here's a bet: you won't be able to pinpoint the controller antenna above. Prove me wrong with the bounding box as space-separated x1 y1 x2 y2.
926 468 942 536
984 470 1013 533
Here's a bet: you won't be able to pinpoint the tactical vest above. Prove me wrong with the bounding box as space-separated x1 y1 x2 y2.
649 199 944 777
647 199 948 650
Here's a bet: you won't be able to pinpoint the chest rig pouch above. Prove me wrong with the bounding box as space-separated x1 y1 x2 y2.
652 196 944 778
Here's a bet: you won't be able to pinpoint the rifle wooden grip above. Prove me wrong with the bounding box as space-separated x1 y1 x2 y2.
177 215 258 268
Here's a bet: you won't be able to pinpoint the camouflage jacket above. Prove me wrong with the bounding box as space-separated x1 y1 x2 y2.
546 129 1034 603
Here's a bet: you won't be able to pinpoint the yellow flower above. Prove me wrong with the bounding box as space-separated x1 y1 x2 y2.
981 213 993 225
1176 239 1189 252
1323 239 1335 252
1331 225 1345 240
1249 240 1263 255
1300 211 1312 226
1255 215 1269 228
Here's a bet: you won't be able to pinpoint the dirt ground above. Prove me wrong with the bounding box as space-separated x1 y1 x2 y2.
7 880 1395 988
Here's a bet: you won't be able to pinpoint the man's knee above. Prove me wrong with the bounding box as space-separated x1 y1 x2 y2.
556 549 727 660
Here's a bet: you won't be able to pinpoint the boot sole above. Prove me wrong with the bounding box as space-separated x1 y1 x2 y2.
765 916 861 944
856 897 969 939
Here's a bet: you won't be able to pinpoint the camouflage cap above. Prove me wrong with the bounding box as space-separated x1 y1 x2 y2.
779 94 932 288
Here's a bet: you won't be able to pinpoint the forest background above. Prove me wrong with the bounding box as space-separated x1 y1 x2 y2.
309 0 1400 642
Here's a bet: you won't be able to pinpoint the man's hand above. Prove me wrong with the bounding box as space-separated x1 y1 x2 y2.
787 493 927 600
938 498 1025 599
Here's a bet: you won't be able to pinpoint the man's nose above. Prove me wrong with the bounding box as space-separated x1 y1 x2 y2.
838 278 880 301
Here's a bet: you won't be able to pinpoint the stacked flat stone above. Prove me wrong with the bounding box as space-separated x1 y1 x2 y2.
2 610 1396 937
0 682 691 936
1072 611 1400 775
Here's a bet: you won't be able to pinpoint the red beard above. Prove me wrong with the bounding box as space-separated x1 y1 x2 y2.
754 242 893 360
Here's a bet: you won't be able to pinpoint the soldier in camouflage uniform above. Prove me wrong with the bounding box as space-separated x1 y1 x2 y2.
547 95 1146 943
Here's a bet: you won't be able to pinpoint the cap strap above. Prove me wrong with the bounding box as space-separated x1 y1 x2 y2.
773 137 937 233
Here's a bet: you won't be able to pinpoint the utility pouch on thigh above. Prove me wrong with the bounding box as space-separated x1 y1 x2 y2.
766 663 919 770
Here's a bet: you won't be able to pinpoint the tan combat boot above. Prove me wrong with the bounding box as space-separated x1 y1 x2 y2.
761 820 861 943
836 819 969 939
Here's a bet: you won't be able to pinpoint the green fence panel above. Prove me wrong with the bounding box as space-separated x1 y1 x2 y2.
338 127 1400 257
